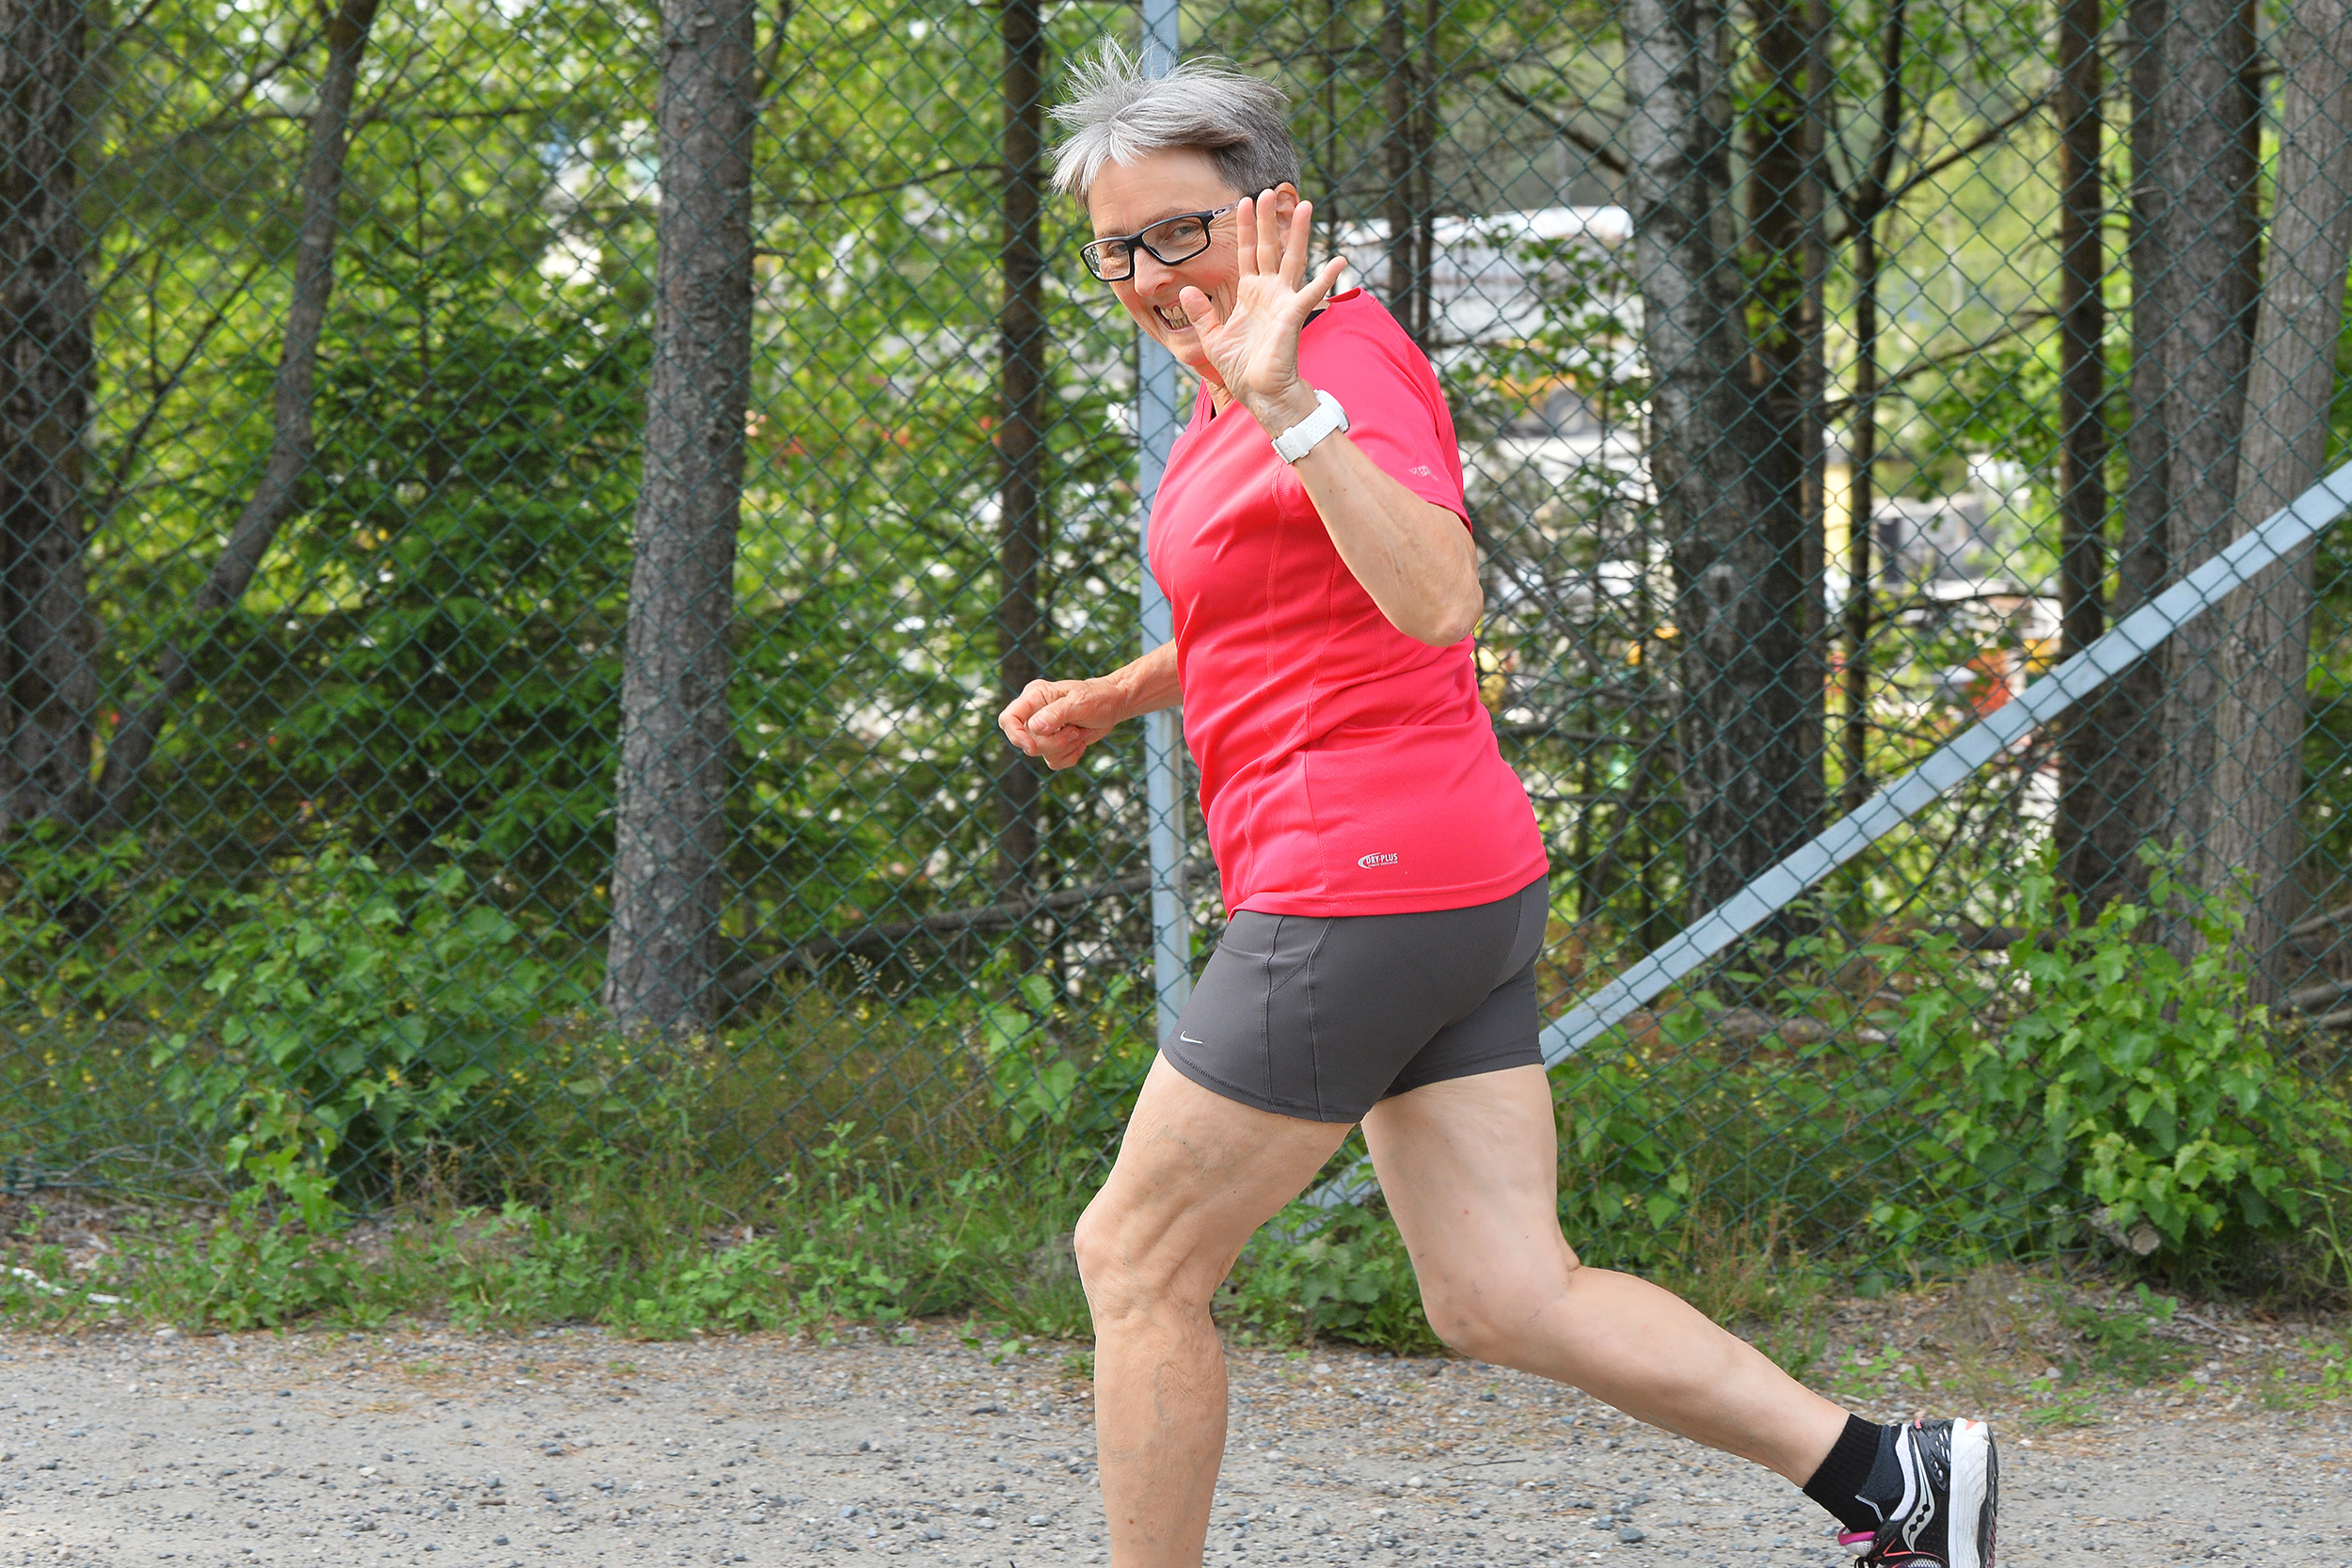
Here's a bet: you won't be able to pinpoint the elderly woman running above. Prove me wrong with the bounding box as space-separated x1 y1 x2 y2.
997 44 1998 1568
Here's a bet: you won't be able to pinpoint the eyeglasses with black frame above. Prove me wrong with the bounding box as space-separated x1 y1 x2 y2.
1079 205 1236 282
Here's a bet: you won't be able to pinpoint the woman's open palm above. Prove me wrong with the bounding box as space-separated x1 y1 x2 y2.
1179 191 1346 423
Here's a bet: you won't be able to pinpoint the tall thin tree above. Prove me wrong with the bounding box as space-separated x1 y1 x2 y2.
2071 0 2176 913
1741 0 1827 851
993 0 1051 904
0 0 99 832
2198 0 2352 995
2051 0 2116 906
95 0 385 830
1623 0 1816 936
2147 0 2263 893
604 0 759 1036
2077 0 2261 916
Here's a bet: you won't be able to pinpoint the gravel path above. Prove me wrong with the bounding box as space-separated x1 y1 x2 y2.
0 1313 2347 1567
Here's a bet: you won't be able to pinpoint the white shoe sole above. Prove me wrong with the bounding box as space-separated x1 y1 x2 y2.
1946 1418 1996 1568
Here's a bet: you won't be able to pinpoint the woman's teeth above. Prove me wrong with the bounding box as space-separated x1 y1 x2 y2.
1154 305 1190 331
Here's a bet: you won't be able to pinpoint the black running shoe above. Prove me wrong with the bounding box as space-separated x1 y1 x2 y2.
1836 1418 1998 1568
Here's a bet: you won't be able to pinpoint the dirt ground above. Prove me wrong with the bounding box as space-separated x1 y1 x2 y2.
2 1271 2349 1567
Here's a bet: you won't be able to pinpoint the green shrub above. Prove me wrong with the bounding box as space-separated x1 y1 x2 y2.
1892 857 2348 1254
151 845 578 1218
1222 1199 1444 1353
977 971 1153 1144
0 826 190 1020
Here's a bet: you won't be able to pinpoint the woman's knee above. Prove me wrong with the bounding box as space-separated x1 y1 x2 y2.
1421 1296 1520 1365
1073 1188 1232 1324
1419 1259 1581 1368
1073 1190 1187 1318
1071 1194 1125 1296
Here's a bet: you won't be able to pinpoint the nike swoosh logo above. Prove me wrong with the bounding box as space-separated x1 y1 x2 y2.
1179 1033 1206 1045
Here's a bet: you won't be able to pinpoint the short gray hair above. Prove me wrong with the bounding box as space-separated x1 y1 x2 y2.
1049 40 1301 201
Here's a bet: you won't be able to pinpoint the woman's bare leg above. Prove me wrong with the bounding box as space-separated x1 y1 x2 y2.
1360 1064 1850 1481
1073 1056 1352 1566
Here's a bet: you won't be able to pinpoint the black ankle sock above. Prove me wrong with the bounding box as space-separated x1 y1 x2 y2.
1801 1415 1900 1536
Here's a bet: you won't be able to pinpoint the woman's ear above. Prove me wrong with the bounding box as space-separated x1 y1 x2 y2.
1271 182 1303 227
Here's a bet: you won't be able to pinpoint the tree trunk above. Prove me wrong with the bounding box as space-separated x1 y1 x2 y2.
992 0 1049 903
1623 0 1813 937
1740 0 1826 851
2146 0 2263 884
602 0 757 1037
0 0 98 832
2196 0 2352 996
1840 0 1906 815
1380 0 1434 344
2072 0 2176 912
2076 0 2260 916
94 0 382 829
2051 0 2114 907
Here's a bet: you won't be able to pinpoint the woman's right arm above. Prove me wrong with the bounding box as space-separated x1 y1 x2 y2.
997 641 1180 771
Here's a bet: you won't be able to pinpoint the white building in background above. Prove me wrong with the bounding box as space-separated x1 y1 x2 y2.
1331 205 1633 350
1322 209 2056 706
1327 207 1647 501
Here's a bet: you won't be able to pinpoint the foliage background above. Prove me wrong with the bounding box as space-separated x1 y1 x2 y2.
4 0 2352 1333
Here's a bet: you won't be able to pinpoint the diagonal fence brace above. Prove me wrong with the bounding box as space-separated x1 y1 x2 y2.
1538 458 2352 1064
1303 458 2352 1213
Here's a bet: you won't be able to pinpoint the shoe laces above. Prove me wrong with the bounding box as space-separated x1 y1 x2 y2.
1839 1529 1947 1568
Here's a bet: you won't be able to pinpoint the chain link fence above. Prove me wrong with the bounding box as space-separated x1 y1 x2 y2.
6 0 2352 1280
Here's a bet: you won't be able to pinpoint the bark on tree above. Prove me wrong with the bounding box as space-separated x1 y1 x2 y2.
602 0 757 1037
2195 0 2352 996
1740 0 1826 850
2072 0 2177 912
2147 0 2263 893
991 0 1049 903
93 0 382 828
0 0 99 832
1623 0 1815 932
2051 0 2115 907
1380 0 1436 345
1840 0 1906 814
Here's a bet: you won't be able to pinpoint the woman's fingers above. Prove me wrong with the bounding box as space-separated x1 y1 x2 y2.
1040 736 1094 771
1278 195 1314 289
1177 284 1222 336
1295 253 1347 312
999 678 1055 753
1029 689 1089 736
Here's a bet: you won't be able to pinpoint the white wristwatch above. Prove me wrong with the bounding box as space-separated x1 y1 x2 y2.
1269 389 1349 464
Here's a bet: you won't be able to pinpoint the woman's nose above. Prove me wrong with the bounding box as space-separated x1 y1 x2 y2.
1130 247 1177 296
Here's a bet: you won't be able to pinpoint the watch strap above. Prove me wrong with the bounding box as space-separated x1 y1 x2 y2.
1270 389 1349 464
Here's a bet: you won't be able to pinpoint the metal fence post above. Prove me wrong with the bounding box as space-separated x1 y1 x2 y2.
1138 0 1193 1041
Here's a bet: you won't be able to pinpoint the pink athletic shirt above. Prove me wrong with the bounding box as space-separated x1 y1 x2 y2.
1149 289 1549 918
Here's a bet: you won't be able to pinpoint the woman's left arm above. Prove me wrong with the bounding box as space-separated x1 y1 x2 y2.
1181 190 1484 649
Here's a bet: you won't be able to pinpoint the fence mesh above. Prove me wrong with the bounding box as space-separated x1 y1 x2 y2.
5 0 2352 1278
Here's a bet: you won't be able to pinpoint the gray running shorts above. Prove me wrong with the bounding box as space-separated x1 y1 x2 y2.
1160 876 1550 1123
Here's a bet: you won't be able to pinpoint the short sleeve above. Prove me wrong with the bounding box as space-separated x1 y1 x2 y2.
1295 301 1469 522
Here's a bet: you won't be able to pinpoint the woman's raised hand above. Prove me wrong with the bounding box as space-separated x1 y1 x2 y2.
1179 189 1346 433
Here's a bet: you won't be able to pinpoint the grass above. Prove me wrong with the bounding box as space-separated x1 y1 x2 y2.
7 967 2352 1381
0 1132 1099 1340
5 1170 2350 1457
2022 1387 2106 1429
2061 1284 2197 1386
0 1135 1899 1356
